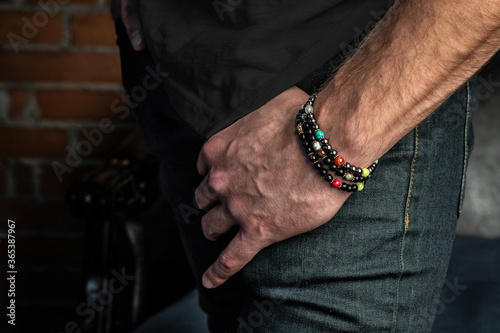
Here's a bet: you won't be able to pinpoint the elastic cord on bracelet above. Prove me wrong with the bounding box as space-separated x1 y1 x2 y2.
296 93 378 192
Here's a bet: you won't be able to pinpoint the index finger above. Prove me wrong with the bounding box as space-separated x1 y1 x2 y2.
201 230 263 289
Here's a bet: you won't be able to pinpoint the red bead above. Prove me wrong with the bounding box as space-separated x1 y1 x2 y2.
332 179 341 188
334 156 344 166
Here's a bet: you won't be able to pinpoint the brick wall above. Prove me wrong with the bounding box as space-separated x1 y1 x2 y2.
0 0 135 331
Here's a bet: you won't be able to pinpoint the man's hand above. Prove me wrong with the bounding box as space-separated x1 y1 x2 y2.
195 86 352 289
194 0 500 290
111 0 145 51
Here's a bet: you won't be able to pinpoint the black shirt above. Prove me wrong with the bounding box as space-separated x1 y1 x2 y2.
139 0 392 138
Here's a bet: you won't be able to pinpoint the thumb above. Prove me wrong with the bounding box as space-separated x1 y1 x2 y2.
202 230 262 289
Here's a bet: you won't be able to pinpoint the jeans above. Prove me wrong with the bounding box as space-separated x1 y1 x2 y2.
116 19 476 333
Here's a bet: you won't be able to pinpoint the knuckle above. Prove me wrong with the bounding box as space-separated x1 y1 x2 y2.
201 216 216 240
202 136 223 161
193 187 203 209
218 253 236 273
207 171 225 194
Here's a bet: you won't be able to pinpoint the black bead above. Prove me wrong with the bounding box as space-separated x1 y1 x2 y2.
341 183 348 191
331 150 337 157
302 140 309 147
323 157 332 165
306 129 313 135
320 138 328 145
344 162 351 170
314 162 322 170
325 174 333 182
319 168 328 176
336 168 345 176
329 164 338 172
303 122 310 129
352 185 358 192
299 133 306 141
306 147 313 153
356 168 363 175
311 124 319 130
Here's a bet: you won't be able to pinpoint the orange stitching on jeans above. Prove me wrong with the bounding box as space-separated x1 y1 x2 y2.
405 126 419 229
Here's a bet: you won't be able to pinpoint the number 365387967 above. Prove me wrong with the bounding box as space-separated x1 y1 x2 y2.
7 219 15 265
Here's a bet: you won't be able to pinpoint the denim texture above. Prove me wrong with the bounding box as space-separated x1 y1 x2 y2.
116 19 476 333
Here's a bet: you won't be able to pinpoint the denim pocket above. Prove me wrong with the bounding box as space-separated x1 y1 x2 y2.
457 77 477 218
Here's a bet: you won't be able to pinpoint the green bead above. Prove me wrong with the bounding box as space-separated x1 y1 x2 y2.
315 130 325 140
356 182 364 191
361 168 370 177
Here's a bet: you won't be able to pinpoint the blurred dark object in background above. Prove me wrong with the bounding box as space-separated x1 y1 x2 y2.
66 153 195 333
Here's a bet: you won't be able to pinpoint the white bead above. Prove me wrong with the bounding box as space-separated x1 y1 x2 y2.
304 105 313 114
312 141 322 150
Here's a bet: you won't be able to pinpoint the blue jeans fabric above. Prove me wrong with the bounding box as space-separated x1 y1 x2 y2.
116 19 476 333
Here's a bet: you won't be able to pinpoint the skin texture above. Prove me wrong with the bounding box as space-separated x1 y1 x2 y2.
111 0 145 51
112 0 500 289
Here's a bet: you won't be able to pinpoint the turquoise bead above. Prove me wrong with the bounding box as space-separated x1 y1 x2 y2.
315 130 325 139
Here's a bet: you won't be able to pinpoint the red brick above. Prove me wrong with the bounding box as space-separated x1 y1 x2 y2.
0 51 121 83
0 127 67 157
15 164 33 195
37 89 132 122
0 201 80 231
78 128 135 158
0 11 63 45
8 88 29 119
73 12 117 46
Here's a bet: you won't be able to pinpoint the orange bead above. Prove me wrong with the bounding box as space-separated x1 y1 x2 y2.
334 156 344 166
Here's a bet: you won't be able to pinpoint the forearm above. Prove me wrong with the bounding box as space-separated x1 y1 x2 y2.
315 0 500 165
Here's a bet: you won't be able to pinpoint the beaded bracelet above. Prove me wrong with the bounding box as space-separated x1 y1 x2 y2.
296 94 378 192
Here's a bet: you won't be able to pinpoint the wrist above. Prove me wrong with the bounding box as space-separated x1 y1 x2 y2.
296 94 379 193
312 85 383 169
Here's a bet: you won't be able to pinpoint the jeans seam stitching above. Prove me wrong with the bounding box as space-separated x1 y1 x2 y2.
392 126 419 332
